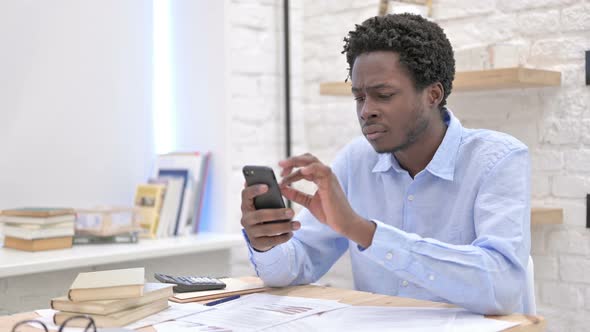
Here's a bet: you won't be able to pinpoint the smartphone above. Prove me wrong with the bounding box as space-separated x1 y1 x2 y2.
242 165 288 223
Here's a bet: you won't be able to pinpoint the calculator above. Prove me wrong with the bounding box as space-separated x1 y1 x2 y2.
154 273 227 293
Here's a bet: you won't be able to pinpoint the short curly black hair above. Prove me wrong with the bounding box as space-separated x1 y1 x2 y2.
342 13 455 108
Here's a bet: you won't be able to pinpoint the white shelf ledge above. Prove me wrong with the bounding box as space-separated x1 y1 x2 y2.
0 232 243 278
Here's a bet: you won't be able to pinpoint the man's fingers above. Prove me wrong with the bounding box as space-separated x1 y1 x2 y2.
240 184 268 211
280 163 331 187
240 208 294 227
248 221 300 238
279 153 319 174
280 169 308 187
251 232 294 250
281 186 314 208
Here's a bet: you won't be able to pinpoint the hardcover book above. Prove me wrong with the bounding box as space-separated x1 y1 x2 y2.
3 236 73 251
0 207 76 225
156 169 189 236
52 283 172 315
1 207 75 217
134 184 166 239
68 268 145 302
54 298 169 327
2 222 74 240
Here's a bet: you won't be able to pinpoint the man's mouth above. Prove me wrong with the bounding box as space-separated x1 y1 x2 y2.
363 124 387 140
367 132 385 140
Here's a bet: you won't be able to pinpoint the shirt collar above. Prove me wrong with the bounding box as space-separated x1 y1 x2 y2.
371 108 462 181
372 153 405 173
425 108 462 181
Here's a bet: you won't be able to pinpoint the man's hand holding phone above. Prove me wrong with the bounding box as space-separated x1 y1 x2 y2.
241 166 301 252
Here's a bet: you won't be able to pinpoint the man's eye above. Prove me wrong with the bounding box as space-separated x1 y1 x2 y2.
378 93 394 99
354 96 365 102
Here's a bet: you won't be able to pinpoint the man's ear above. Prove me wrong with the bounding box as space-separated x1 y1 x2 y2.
426 82 444 108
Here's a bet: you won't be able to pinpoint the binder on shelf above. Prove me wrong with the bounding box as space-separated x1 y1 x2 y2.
68 268 145 302
156 169 189 236
155 151 210 235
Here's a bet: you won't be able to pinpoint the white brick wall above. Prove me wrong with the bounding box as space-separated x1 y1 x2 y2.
229 1 590 330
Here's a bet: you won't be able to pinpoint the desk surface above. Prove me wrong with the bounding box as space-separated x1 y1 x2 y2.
0 233 243 278
0 283 545 332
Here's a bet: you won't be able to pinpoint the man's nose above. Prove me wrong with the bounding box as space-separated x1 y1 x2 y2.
360 100 379 121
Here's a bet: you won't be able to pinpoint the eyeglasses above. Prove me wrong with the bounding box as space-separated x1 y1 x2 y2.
11 314 96 332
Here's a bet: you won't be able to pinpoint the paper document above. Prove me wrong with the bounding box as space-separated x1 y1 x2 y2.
125 302 212 329
155 320 233 332
270 306 519 332
178 293 349 332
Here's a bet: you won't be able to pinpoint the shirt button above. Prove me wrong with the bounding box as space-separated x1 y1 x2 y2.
402 280 409 287
385 252 393 260
429 275 435 281
408 195 415 201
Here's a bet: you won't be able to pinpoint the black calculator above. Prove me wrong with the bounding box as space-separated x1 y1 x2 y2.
154 273 227 293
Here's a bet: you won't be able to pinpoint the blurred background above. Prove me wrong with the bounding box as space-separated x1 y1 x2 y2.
1 1 589 331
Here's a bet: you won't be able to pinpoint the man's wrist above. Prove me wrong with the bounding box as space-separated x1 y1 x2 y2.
342 215 376 248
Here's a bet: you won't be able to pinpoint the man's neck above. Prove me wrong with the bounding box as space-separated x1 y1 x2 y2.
394 115 447 178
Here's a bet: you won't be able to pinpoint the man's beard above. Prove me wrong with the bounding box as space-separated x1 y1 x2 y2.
372 115 430 154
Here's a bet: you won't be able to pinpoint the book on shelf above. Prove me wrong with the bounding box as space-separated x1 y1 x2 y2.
68 268 145 302
3 236 73 251
2 221 75 240
1 207 75 217
54 297 169 328
73 232 139 245
170 276 269 303
192 152 211 234
155 151 211 236
134 184 166 239
154 169 189 237
51 283 173 315
0 207 76 225
148 177 184 238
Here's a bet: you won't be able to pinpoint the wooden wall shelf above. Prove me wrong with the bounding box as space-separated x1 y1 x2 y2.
319 67 561 95
531 207 563 226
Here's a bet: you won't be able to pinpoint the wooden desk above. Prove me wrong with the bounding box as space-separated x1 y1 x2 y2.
0 283 545 332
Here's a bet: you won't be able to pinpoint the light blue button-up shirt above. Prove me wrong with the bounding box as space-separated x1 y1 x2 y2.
245 109 531 315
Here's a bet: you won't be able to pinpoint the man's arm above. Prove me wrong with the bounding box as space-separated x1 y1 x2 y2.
242 151 353 287
359 148 531 315
245 208 349 287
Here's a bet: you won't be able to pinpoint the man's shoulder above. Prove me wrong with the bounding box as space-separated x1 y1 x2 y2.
461 128 527 152
459 128 528 172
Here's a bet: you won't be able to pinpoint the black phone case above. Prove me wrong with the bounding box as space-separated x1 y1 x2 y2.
243 165 288 223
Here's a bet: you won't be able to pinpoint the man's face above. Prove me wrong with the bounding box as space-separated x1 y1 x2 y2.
351 51 434 154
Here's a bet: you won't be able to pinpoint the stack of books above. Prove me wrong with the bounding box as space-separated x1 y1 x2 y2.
0 207 76 251
51 267 172 327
